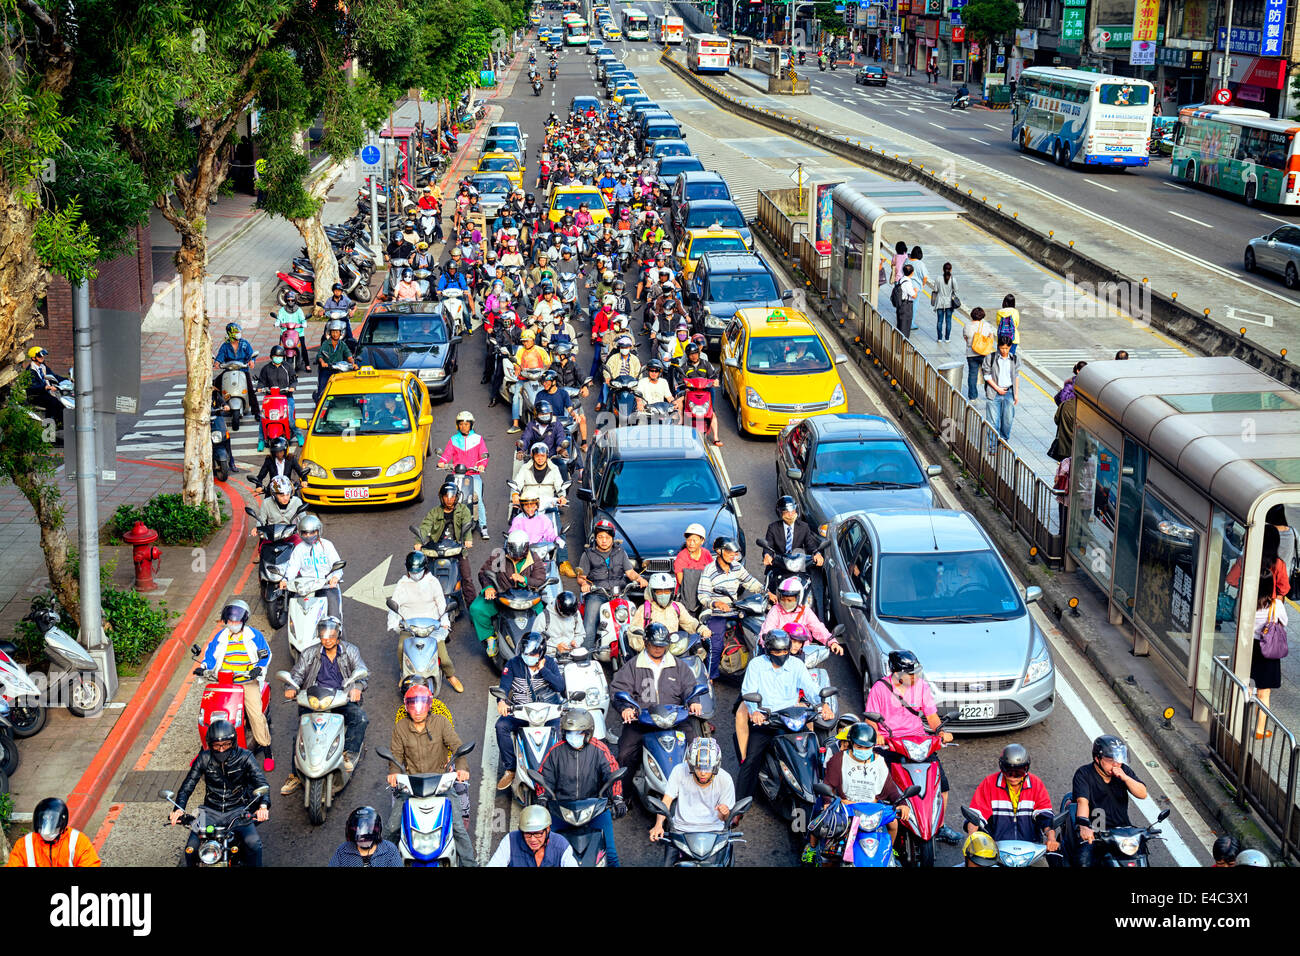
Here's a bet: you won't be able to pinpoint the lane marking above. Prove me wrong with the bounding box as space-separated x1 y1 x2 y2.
928 122 945 130
968 136 989 145
1020 156 1047 166
474 684 503 864
1259 213 1293 225
1163 182 1188 191
1169 210 1211 228
1084 179 1118 193
983 123 1001 131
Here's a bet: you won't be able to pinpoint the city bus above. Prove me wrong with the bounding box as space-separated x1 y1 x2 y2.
654 14 685 44
564 15 589 45
622 7 650 40
687 33 731 73
1170 105 1300 206
1011 67 1154 167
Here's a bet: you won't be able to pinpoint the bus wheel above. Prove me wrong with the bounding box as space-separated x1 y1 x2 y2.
1244 182 1257 207
1184 160 1196 184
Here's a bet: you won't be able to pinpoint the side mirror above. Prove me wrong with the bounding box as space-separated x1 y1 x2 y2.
252 785 271 798
454 741 476 758
418 414 434 427
190 643 202 656
277 670 299 687
819 686 838 699
1156 808 1171 823
644 794 671 819
755 538 771 551
834 353 848 365
786 467 802 481
244 506 260 519
577 487 595 502
781 289 794 300
813 782 835 799
926 464 942 477
450 336 463 345
961 806 982 828
742 692 762 705
331 560 347 571
1024 585 1042 604
489 686 507 701
863 711 883 723
159 789 176 802
841 592 866 610
899 784 922 801
294 418 309 430
727 483 747 499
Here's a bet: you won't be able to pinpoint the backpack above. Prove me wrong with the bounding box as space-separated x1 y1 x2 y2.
889 281 903 309
997 310 1017 341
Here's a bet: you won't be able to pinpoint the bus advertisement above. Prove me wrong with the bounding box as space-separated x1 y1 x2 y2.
623 8 649 40
655 15 685 44
1171 105 1300 206
687 33 730 73
1011 67 1154 167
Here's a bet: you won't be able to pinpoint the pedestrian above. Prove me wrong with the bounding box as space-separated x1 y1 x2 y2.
981 335 1020 452
1055 360 1087 405
907 246 930 293
995 294 1020 355
1251 569 1287 738
931 261 958 341
891 263 920 339
891 240 908 282
962 306 995 401
1114 349 1130 360
1267 504 1297 597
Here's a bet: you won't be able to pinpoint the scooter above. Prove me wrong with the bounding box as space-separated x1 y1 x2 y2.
389 611 448 697
271 311 309 372
211 407 233 482
1058 796 1168 867
809 783 921 867
612 687 708 810
490 686 567 806
681 376 714 438
874 709 957 867
589 582 635 670
284 560 346 659
22 601 107 718
188 640 271 761
159 785 271 867
0 702 18 777
951 94 970 110
277 665 369 825
559 646 610 742
646 794 752 866
607 373 639 427
960 804 1072 868
798 50 807 65
244 504 302 631
409 523 468 621
0 640 45 739
257 386 294 447
552 766 628 866
377 743 476 866
486 580 552 672
533 78 544 96
439 288 471 336
707 591 768 680
216 356 258 431
738 685 838 822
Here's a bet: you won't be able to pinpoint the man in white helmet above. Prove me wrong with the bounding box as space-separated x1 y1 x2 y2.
487 804 579 866
648 737 736 862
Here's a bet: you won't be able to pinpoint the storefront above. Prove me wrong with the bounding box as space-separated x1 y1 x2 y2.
1155 46 1210 112
1209 45 1288 117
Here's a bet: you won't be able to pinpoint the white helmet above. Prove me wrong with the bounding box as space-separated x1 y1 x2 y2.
603 294 617 308
687 737 722 775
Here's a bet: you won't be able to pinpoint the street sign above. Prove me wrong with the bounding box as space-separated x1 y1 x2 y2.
361 144 381 166
1212 86 1233 104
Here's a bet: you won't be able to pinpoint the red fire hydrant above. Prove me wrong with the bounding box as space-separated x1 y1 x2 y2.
123 521 162 592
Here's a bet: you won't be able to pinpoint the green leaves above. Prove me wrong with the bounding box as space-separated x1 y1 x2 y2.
961 0 1021 44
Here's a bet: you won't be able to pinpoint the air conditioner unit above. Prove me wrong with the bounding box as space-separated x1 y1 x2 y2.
1038 17 1053 29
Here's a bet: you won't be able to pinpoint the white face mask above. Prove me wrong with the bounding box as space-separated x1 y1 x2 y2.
565 731 587 749
654 593 672 608
226 621 244 634
522 654 541 667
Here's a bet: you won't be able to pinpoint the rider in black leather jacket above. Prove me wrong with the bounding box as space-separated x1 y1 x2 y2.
172 720 270 865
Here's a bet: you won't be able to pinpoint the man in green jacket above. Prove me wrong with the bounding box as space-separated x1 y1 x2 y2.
416 481 478 604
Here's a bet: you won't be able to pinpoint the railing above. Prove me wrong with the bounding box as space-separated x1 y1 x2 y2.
1208 655 1300 862
755 189 801 260
796 234 829 295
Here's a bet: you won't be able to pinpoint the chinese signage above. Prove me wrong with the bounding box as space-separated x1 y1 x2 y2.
1130 40 1156 64
1132 0 1159 43
1262 0 1287 57
1155 46 1187 67
953 25 965 40
1062 6 1085 41
866 6 878 27
1216 26 1262 54
1099 24 1165 47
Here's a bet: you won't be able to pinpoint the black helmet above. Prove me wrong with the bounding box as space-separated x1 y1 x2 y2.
765 631 792 655
1212 835 1241 865
717 538 742 557
1092 734 1128 764
776 494 797 515
33 796 69 843
405 550 428 577
439 481 459 503
560 708 595 739
645 622 672 647
270 436 289 456
888 649 921 675
555 590 580 617
206 718 238 763
345 806 384 849
535 400 554 423
270 345 286 359
846 722 878 750
998 743 1031 776
685 342 701 356
519 631 547 659
525 192 536 203
542 368 560 384
646 358 664 373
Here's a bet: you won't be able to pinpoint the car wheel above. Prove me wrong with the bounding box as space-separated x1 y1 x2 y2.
1244 247 1256 272
1286 262 1299 290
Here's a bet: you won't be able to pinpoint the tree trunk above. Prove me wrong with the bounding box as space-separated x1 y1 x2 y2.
0 198 47 392
176 232 218 515
291 162 348 302
10 469 79 628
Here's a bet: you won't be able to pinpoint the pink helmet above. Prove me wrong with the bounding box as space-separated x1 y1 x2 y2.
782 621 810 644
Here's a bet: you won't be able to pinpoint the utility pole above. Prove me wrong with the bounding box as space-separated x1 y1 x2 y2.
1219 0 1234 90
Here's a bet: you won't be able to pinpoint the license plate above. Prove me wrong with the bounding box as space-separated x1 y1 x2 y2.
958 702 996 720
343 487 370 500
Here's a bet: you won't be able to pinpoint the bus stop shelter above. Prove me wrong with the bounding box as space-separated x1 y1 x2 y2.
826 182 964 321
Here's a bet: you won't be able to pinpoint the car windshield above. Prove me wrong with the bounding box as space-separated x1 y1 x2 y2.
600 458 723 508
313 392 411 436
687 207 745 229
480 156 518 171
687 182 731 201
660 159 704 177
809 439 925 487
470 176 510 196
654 142 692 157
485 139 521 154
488 126 520 139
360 315 449 346
646 124 681 138
876 551 1025 621
554 191 605 210
745 334 831 374
707 272 778 301
689 235 747 258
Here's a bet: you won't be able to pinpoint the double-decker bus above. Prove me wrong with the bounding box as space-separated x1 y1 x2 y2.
564 14 589 45
1011 67 1155 167
1170 105 1300 206
687 33 731 73
622 7 649 40
654 14 685 44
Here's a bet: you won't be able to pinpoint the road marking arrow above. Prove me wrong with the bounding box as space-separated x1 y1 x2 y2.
342 555 394 612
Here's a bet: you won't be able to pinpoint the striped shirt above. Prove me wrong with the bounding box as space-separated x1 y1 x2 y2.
220 634 255 676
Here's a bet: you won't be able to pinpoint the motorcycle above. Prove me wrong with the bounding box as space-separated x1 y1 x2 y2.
589 582 636 670
159 785 271 867
552 766 628 866
490 686 567 806
612 689 707 810
0 639 45 739
738 685 838 822
244 504 302 631
22 601 106 718
951 94 970 111
533 78 544 96
559 646 611 742
960 804 1071 868
277 258 372 307
706 591 768 680
606 373 639 427
211 406 233 482
188 641 271 758
809 783 921 867
681 376 715 438
257 386 294 447
486 579 554 672
759 536 827 617
645 794 752 866
549 64 557 81
798 50 806 65
377 743 476 866
390 610 449 697
873 709 958 867
1058 796 1169 867
409 524 468 622
440 287 472 336
0 702 18 778
285 560 346 660
216 356 258 431
271 312 309 372
277 665 369 825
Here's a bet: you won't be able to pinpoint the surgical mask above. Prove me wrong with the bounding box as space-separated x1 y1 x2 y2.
851 747 874 762
522 653 541 667
769 654 788 668
272 356 284 366
226 621 244 634
565 731 586 749
654 592 672 608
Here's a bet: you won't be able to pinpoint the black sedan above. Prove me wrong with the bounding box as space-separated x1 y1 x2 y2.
577 425 746 575
354 301 462 402
775 413 939 535
855 65 887 86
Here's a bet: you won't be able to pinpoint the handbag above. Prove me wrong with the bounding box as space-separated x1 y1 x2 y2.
1289 537 1300 599
971 320 997 355
1259 603 1289 660
951 293 961 309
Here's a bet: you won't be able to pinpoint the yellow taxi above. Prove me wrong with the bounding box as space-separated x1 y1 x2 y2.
548 185 610 224
474 151 524 189
719 307 848 435
676 226 748 282
296 368 434 506
612 82 641 105
604 26 623 40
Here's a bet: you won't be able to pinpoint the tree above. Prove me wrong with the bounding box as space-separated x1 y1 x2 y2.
962 0 1020 46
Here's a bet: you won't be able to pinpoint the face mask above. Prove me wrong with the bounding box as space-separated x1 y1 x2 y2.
852 747 874 762
565 731 586 749
408 570 425 581
211 745 234 765
522 653 541 667
654 593 672 608
272 356 284 366
226 620 244 634
769 654 788 668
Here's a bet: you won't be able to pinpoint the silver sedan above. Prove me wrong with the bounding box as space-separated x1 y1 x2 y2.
1244 225 1300 289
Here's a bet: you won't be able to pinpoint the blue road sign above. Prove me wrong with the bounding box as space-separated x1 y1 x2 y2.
361 144 381 166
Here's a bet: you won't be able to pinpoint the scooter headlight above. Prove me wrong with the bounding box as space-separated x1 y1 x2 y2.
902 739 932 761
211 432 223 444
854 809 885 831
998 844 1040 867
198 840 224 865
411 828 443 856
614 605 629 624
1116 835 1141 856
778 760 801 790
560 803 598 826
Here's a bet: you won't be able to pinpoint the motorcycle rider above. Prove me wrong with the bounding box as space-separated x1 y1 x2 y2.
962 830 1000 867
735 631 833 801
536 589 586 655
699 538 771 681
252 345 298 451
762 495 826 593
507 487 564 576
952 82 971 108
494 631 566 791
487 804 579 867
805 721 907 862
676 342 721 446
255 475 303 529
388 551 465 694
519 399 570 471
599 334 641 411
387 683 475 863
416 479 479 609
510 440 567 510
280 616 370 792
640 572 711 647
328 806 403 867
759 578 842 655
864 649 963 845
214 322 261 420
648 737 735 862
634 359 675 413
508 328 551 434
966 743 1060 861
577 519 646 644
253 436 309 493
170 719 270 865
541 362 589 451
609 622 705 770
537 709 626 867
469 529 549 657
6 796 101 867
392 268 422 302
198 600 275 768
23 346 69 423
1071 735 1148 867
437 410 491 539
280 513 344 619
316 318 358 397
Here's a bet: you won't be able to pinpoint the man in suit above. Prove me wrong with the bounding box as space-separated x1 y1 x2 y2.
761 496 826 616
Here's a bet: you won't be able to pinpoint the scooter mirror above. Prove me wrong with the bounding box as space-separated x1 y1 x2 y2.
245 506 260 519
190 643 202 656
252 786 271 798
812 782 835 799
961 806 982 827
728 796 753 822
863 711 883 723
276 670 298 686
644 794 670 818
159 789 176 802
489 686 507 701
899 784 922 801
1156 808 1171 823
453 741 477 758
819 686 838 699
741 692 762 705
331 560 347 571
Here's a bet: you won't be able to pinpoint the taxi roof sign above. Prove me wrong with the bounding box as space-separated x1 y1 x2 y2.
765 310 789 323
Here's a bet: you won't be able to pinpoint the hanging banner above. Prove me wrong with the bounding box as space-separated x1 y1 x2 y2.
1132 0 1159 43
1262 0 1287 57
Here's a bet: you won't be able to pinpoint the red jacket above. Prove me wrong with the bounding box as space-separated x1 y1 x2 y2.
969 771 1054 843
591 308 614 338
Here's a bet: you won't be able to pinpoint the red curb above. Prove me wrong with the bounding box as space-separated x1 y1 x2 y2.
65 459 252 832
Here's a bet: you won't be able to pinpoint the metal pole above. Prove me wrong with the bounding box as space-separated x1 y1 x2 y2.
369 133 380 251
72 281 106 666
1220 0 1233 90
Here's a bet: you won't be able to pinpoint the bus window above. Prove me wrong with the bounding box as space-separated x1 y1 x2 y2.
1100 83 1148 106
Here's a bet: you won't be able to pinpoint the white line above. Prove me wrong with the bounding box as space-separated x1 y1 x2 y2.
928 122 946 130
968 136 989 145
1163 182 1188 191
1168 210 1211 228
1259 213 1293 225
473 690 502 864
983 123 1001 131
895 109 908 116
907 107 925 113
1020 156 1047 166
1084 179 1118 193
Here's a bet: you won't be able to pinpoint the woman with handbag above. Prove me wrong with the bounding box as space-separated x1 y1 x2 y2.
962 306 996 401
931 262 959 342
1252 569 1289 739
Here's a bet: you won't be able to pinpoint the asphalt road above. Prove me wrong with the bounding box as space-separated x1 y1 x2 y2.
102 25 1216 868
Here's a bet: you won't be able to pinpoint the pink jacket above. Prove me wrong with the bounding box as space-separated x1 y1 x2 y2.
438 432 489 471
760 604 836 647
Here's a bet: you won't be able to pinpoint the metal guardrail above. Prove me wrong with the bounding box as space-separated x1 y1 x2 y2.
1208 655 1299 862
796 235 829 295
